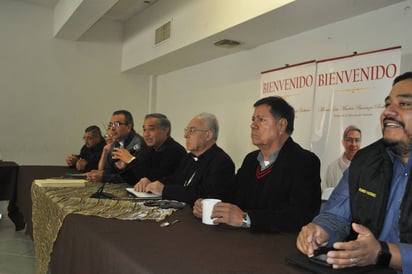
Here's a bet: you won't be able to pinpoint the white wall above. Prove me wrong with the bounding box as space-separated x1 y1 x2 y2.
0 0 150 165
156 1 412 169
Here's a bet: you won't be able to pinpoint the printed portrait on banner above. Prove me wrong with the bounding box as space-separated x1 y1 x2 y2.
311 47 401 198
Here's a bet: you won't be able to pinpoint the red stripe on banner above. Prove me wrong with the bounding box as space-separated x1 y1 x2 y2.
316 46 401 64
355 46 401 57
261 60 316 75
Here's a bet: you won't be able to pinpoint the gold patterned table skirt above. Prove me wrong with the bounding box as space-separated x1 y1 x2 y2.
32 181 175 274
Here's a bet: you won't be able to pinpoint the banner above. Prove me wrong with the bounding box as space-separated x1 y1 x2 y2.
311 47 401 184
260 61 316 149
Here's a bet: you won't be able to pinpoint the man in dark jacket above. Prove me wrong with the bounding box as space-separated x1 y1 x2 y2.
118 113 186 185
65 125 105 172
193 96 321 233
297 71 412 272
136 112 235 205
85 110 146 183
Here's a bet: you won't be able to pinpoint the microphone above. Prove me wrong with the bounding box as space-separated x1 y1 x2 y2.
129 143 141 155
111 141 122 164
90 182 117 199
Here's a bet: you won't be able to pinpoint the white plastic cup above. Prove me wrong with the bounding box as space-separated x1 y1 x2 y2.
201 199 221 225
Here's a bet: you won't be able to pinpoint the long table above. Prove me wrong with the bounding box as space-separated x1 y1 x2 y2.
32 181 176 274
51 207 304 274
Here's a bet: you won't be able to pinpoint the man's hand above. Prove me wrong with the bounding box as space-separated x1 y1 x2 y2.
296 222 330 257
75 158 87 171
145 181 165 196
326 223 381 269
211 202 244 227
85 170 103 182
134 177 151 192
192 199 203 218
112 148 134 163
66 154 78 167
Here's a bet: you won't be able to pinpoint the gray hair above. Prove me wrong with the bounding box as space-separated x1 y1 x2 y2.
343 125 361 140
144 113 171 136
197 112 219 141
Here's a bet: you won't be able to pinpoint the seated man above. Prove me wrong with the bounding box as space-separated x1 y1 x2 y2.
136 112 235 205
296 72 412 272
65 125 105 172
193 96 321 233
117 113 187 185
86 110 146 183
322 125 362 199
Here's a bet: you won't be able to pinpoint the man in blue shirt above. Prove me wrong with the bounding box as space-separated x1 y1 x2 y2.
296 71 412 273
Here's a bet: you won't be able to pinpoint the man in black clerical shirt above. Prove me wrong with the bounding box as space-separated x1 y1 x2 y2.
135 112 235 205
118 113 186 185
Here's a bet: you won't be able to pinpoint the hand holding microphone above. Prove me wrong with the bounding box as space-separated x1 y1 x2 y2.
112 147 133 162
112 143 140 166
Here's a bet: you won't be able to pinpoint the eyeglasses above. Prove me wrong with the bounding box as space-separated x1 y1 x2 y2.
184 127 209 135
108 121 128 129
104 134 113 138
344 137 361 143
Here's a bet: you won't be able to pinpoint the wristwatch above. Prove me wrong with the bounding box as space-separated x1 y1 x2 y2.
242 212 251 228
376 241 391 268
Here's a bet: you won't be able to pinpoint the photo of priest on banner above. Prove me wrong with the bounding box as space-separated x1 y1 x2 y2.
321 125 362 200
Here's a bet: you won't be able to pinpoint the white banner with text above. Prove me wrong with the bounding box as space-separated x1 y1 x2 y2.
260 47 401 181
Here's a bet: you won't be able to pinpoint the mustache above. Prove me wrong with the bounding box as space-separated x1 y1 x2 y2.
383 117 405 129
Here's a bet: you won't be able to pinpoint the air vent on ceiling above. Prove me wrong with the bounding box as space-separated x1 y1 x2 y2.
214 39 241 48
155 21 171 45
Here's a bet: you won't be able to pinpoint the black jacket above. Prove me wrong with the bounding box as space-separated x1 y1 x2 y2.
120 137 186 185
72 138 105 172
230 137 321 232
348 139 412 243
102 130 146 183
161 144 235 205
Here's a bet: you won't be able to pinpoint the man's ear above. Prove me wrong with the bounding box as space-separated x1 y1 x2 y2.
279 118 288 133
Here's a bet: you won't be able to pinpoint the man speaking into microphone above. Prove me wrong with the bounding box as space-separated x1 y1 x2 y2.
117 113 187 186
85 110 146 183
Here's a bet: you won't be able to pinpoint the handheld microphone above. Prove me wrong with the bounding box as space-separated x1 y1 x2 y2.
129 144 140 155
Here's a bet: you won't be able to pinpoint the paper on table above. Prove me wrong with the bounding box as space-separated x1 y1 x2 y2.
126 188 161 199
34 179 86 187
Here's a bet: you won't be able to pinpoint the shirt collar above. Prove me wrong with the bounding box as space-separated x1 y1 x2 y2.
386 147 412 169
190 143 217 162
257 149 281 170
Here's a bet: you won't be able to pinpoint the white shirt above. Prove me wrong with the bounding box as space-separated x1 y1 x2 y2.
321 154 350 200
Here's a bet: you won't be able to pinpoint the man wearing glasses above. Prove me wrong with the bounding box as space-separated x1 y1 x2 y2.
135 112 235 205
65 125 105 172
86 110 146 183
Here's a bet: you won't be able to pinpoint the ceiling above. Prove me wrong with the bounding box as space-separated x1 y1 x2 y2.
16 0 158 21
14 0 408 75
